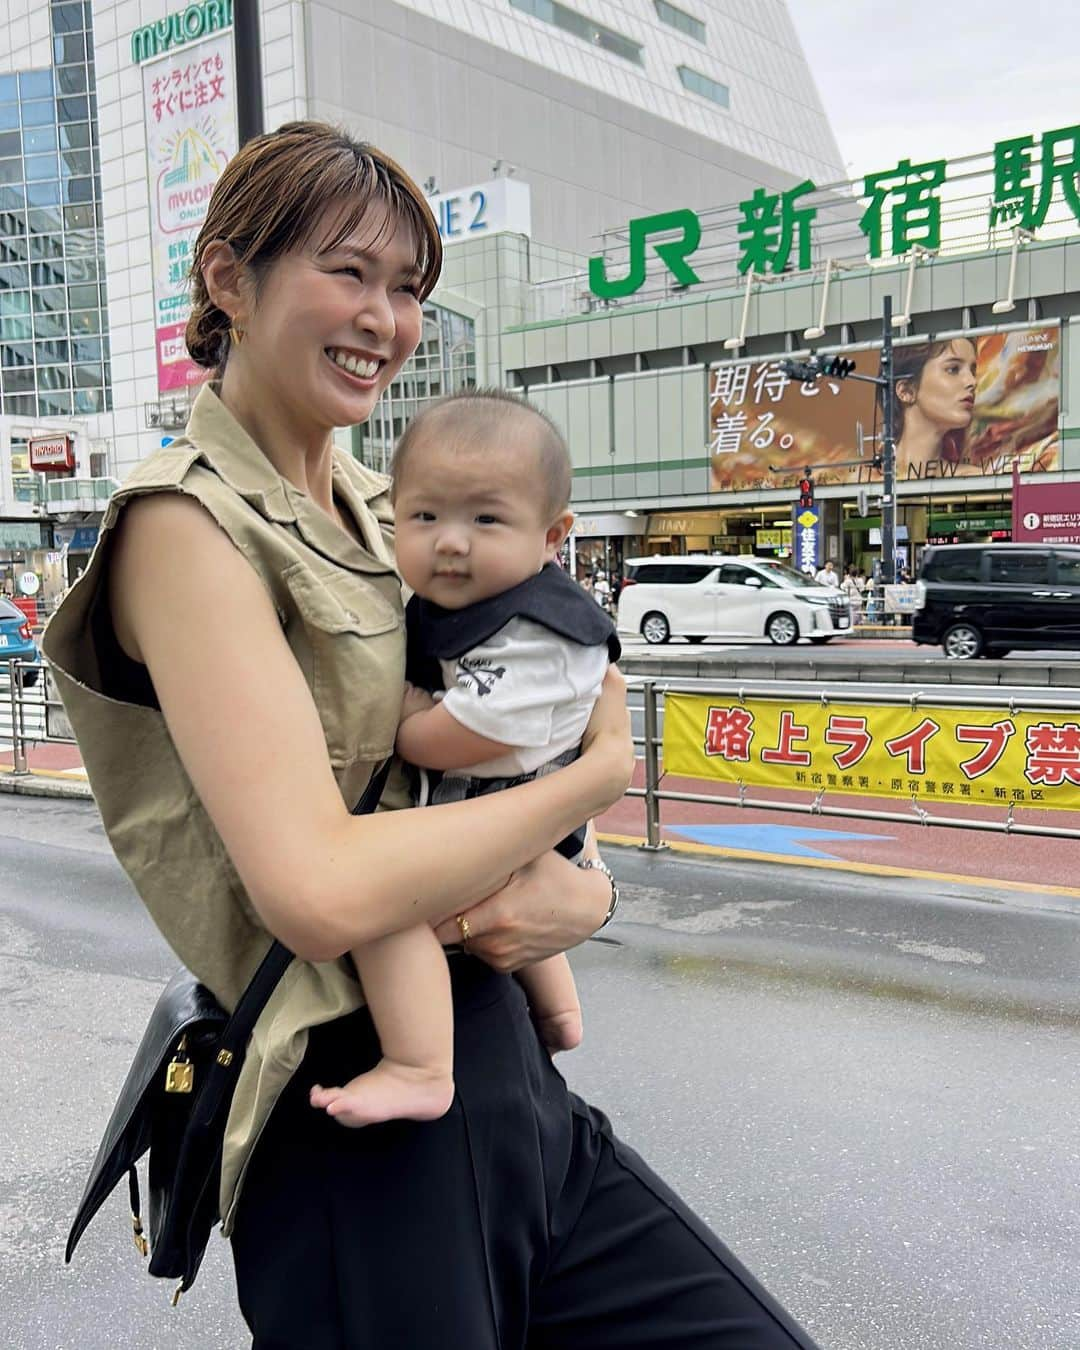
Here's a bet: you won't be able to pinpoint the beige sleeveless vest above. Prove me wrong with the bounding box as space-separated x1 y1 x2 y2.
43 385 411 1230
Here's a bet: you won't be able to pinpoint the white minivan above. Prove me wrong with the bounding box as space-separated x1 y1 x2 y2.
616 555 852 645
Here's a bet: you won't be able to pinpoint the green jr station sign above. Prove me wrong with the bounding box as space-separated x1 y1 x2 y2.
589 123 1080 299
131 0 233 63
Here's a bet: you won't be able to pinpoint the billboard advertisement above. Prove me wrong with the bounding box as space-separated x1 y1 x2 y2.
663 693 1080 811
709 325 1060 492
142 30 237 393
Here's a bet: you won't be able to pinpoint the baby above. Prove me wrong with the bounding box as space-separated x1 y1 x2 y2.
310 389 619 1127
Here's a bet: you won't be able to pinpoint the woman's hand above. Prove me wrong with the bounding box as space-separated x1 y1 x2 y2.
433 851 613 972
579 666 634 809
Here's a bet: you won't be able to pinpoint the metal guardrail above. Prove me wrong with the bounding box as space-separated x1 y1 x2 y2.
631 678 1080 847
2 662 74 776
6 664 1080 850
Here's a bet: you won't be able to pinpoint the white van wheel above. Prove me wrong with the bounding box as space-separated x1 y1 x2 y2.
641 612 671 645
766 612 799 645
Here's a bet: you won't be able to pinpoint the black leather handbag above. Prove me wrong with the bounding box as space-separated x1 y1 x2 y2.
64 760 391 1300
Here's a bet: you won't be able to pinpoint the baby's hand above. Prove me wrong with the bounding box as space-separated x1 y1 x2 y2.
400 681 435 723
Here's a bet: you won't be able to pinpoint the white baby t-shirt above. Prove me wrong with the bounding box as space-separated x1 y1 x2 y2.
437 616 610 777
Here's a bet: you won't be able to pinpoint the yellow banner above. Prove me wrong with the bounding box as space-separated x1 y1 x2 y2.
662 694 1080 810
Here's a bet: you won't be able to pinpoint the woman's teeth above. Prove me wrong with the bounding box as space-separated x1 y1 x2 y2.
326 348 379 378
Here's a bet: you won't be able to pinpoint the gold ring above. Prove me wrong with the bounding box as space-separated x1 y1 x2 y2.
456 914 471 946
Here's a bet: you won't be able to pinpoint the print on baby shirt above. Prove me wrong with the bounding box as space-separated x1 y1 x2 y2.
455 656 507 698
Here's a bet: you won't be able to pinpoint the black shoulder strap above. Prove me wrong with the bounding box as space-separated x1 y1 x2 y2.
213 756 393 1055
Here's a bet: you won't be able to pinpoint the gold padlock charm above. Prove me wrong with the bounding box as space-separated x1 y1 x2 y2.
165 1035 194 1094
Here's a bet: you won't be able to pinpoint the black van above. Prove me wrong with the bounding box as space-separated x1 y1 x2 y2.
912 543 1080 658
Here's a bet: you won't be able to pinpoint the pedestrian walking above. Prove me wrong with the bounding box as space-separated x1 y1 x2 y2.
814 559 840 587
840 565 863 623
44 122 820 1349
592 569 612 613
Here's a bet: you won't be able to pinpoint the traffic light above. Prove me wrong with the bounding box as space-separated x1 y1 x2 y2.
819 355 856 379
779 358 819 382
798 476 815 508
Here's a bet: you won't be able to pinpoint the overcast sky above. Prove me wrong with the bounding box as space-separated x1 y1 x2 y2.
787 0 1077 181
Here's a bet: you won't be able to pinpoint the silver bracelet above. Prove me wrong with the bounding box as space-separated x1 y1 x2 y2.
578 857 619 929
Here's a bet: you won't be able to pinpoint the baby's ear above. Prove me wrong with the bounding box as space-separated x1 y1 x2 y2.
544 511 575 559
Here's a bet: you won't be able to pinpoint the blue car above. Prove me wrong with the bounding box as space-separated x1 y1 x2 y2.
0 595 41 686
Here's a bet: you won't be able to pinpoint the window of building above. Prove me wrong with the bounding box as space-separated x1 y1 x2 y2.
50 4 85 36
0 0 109 455
58 121 90 150
677 65 729 107
21 101 57 129
35 338 68 364
357 303 476 472
19 71 54 101
654 0 705 42
39 389 73 416
0 262 29 289
56 64 88 96
25 154 59 182
23 126 57 154
509 0 644 65
54 32 87 66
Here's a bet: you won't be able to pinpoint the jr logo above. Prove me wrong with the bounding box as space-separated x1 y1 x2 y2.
588 209 702 299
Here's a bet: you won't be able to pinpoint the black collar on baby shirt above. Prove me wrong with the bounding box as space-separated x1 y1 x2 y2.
406 563 620 689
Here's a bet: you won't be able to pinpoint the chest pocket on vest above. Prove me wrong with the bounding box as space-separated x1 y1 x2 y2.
282 564 405 767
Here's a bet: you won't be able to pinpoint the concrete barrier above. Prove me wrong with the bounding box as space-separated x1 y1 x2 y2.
619 651 1070 687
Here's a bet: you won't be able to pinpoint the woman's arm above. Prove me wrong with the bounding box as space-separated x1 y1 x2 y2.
432 820 614 971
109 494 633 962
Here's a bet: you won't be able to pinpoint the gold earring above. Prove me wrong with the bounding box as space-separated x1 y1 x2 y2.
229 322 245 346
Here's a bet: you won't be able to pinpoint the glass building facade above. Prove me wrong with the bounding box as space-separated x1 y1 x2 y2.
355 303 476 472
0 0 110 424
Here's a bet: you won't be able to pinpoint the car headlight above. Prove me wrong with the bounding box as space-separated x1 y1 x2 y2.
804 595 831 606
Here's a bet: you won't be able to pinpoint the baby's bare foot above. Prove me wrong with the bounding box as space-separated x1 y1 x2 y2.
309 1060 454 1128
535 1009 583 1054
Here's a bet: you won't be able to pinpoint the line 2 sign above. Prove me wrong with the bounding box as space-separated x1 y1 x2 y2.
425 177 532 245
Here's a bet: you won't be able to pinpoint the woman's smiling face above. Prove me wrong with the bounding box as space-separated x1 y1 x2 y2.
239 201 425 431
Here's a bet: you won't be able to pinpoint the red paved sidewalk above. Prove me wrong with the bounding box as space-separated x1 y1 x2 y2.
5 738 1075 894
596 762 1080 893
0 741 86 775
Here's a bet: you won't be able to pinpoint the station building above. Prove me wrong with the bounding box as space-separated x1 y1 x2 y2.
3 0 1078 606
0 0 841 603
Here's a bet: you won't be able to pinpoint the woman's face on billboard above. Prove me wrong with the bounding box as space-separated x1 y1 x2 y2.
905 339 977 432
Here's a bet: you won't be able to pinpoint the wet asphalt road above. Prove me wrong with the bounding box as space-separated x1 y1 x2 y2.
1 794 1079 1350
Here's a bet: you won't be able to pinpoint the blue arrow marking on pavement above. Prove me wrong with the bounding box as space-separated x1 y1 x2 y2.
666 823 894 860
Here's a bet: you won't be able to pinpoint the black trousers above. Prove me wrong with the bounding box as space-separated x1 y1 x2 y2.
231 956 819 1349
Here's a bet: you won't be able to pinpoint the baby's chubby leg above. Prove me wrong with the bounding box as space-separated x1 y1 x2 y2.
309 924 454 1127
516 954 582 1053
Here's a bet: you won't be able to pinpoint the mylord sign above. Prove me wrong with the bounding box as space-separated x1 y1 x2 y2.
131 0 233 63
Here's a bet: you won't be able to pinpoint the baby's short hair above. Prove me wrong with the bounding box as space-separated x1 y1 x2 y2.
390 388 572 520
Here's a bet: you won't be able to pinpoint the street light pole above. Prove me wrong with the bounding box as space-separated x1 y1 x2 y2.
880 294 896 585
234 0 264 145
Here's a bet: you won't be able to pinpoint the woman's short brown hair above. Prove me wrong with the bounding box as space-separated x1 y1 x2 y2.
186 121 442 372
